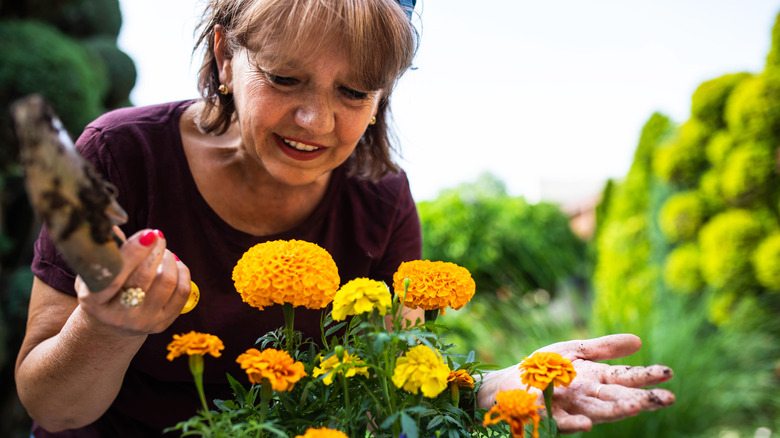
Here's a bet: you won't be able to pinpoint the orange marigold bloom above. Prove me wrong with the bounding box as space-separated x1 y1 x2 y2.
392 260 475 315
295 427 348 438
236 348 307 391
447 369 475 389
232 240 340 310
519 351 577 391
483 389 543 438
166 331 224 361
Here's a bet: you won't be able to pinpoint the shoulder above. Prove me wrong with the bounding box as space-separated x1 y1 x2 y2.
84 100 194 134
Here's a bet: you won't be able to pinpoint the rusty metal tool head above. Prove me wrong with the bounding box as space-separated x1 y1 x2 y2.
11 94 127 292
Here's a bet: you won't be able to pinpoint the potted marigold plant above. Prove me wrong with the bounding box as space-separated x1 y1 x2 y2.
165 239 574 438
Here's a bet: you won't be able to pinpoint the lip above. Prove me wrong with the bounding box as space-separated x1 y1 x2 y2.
274 135 328 162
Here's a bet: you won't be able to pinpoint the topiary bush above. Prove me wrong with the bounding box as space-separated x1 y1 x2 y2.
704 130 735 169
720 140 777 206
753 232 780 291
698 209 767 291
691 72 752 130
663 243 703 294
82 36 136 108
658 191 707 243
725 69 780 142
652 119 710 187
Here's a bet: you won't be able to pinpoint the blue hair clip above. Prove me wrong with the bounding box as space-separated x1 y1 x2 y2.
396 0 416 20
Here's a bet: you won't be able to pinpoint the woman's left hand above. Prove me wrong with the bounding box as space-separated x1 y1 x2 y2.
476 334 675 433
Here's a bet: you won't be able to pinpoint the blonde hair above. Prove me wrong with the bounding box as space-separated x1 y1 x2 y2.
194 0 418 180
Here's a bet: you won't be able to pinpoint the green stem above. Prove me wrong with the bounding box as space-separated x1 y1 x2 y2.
259 379 273 423
189 354 214 430
543 385 557 437
339 373 352 436
283 303 295 355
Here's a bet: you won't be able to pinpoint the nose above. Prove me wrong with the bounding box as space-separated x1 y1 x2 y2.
294 92 335 135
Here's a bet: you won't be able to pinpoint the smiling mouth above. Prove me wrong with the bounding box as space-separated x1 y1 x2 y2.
281 137 321 152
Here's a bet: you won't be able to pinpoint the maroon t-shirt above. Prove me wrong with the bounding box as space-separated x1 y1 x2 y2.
30 100 422 437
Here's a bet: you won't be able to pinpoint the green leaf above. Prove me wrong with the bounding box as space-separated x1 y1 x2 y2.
400 412 419 438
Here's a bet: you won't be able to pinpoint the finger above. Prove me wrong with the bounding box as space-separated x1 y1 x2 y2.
160 252 191 315
540 334 642 362
113 225 127 243
553 408 592 433
592 383 674 411
557 389 642 424
121 230 166 292
137 249 180 312
601 364 674 387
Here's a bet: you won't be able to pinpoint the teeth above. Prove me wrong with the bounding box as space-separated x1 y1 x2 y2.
282 138 319 152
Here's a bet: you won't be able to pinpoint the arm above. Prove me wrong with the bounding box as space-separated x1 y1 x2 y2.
476 334 675 433
15 230 191 432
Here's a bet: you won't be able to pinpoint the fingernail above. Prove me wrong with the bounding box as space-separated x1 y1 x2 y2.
155 230 165 239
172 252 180 262
139 230 158 246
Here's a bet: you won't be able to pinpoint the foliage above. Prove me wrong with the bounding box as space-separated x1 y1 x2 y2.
82 36 137 108
753 232 780 291
652 119 709 187
662 243 703 294
720 140 777 206
724 69 780 142
658 191 707 243
418 172 587 302
690 73 752 131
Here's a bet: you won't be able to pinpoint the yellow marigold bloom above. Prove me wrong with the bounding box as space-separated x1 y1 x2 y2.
483 389 543 438
295 427 348 438
519 351 577 391
232 240 340 310
392 260 475 315
448 369 475 389
236 348 307 391
312 351 369 385
166 331 224 361
392 345 450 398
331 278 391 321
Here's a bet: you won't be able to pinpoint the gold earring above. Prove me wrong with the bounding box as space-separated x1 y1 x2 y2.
369 116 377 125
218 84 230 95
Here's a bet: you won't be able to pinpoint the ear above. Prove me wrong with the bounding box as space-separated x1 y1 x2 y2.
213 24 232 87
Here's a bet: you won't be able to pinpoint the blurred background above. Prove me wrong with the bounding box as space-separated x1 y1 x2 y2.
1 0 779 437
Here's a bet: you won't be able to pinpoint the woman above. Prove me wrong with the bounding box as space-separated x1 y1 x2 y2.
15 0 674 436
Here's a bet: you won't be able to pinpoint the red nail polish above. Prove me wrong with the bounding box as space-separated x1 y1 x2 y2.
139 231 157 246
173 252 180 261
155 229 165 239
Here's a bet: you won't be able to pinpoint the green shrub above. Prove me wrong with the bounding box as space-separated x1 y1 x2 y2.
721 141 777 206
691 73 752 130
725 70 780 142
82 36 136 108
704 130 734 169
0 20 104 139
658 191 707 242
698 209 766 290
697 169 726 213
753 232 780 290
663 243 703 294
652 119 710 187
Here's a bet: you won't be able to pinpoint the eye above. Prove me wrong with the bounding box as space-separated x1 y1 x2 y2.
267 74 299 87
339 86 369 101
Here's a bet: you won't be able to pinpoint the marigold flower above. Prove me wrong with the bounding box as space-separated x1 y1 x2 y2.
236 348 307 391
392 345 450 398
166 331 224 361
232 240 340 310
312 351 369 385
295 427 348 438
331 278 392 321
483 389 543 438
392 260 475 315
447 369 475 389
519 351 577 391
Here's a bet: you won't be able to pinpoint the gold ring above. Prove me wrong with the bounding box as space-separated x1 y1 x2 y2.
120 287 146 308
594 384 605 400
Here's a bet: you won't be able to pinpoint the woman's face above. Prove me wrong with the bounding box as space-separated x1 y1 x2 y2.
216 31 382 188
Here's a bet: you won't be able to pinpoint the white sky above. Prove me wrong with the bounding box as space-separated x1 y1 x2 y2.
117 0 780 203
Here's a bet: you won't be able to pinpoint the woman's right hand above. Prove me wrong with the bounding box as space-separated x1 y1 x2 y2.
74 228 192 337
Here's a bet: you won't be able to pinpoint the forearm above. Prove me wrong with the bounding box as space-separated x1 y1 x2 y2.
16 305 147 432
